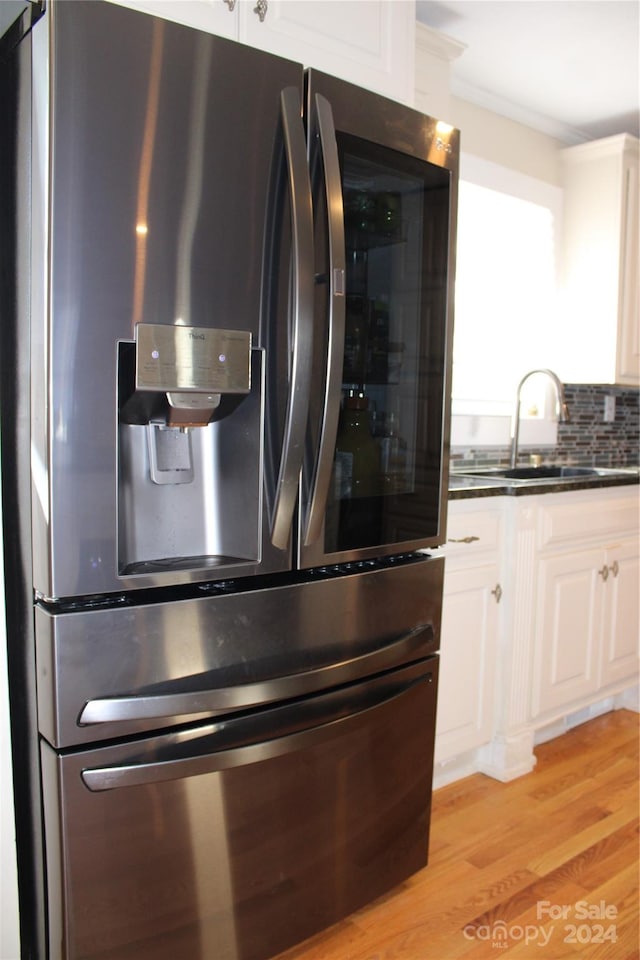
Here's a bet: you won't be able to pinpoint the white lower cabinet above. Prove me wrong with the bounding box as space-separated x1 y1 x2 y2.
436 562 499 759
433 500 503 784
533 536 639 716
600 538 640 687
437 486 639 787
532 547 603 715
531 489 640 724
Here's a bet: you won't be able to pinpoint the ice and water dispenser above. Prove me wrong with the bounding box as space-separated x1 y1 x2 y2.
117 323 262 575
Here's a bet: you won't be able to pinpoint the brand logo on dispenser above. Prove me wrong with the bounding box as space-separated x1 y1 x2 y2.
189 332 205 341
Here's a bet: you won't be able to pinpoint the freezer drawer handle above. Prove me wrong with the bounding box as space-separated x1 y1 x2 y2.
270 87 315 550
78 622 434 726
81 667 433 792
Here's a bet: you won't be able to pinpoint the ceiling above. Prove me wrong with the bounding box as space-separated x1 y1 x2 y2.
415 0 640 144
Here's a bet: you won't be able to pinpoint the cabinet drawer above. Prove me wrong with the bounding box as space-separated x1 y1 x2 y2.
443 507 501 556
538 494 639 549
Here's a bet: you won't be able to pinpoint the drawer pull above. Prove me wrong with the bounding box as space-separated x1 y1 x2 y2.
78 625 433 725
448 535 480 544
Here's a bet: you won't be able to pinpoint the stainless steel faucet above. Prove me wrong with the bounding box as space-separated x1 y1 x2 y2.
510 369 570 468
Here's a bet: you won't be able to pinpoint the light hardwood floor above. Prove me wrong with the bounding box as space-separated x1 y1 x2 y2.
275 708 639 960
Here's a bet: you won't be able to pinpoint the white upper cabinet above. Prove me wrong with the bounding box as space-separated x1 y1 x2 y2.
241 1 416 105
106 0 238 37
559 134 639 385
107 0 416 105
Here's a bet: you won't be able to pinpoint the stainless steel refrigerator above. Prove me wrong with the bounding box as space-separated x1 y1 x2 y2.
0 2 459 958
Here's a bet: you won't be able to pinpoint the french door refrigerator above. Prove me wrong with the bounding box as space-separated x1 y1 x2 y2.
0 2 459 959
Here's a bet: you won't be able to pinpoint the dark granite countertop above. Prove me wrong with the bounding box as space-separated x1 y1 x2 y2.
448 467 640 500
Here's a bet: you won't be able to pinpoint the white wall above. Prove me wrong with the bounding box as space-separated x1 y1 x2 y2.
449 95 565 186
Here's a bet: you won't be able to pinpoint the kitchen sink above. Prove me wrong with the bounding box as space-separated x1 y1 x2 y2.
469 466 599 480
456 465 636 484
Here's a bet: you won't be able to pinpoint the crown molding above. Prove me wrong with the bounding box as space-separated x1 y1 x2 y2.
415 21 466 63
560 132 639 162
451 77 589 146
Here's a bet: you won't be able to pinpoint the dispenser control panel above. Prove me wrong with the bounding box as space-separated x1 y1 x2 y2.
135 324 252 394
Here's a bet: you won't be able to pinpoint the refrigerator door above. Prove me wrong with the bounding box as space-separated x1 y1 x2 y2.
32 1 311 600
299 71 459 569
41 658 438 960
36 554 443 748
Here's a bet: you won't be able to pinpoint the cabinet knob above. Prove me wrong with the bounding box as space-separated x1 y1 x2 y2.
491 583 503 603
598 564 609 581
253 0 268 21
223 0 236 9
609 560 619 578
448 535 480 544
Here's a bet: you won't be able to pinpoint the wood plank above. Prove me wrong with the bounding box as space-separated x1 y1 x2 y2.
527 801 638 876
496 861 639 958
557 819 639 890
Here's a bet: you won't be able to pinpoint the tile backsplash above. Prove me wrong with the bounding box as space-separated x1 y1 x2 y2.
451 383 639 469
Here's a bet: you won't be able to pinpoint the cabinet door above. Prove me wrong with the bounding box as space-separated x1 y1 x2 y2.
601 539 640 686
106 0 238 37
560 135 639 385
107 0 415 104
617 145 640 382
239 0 415 104
533 548 603 717
435 562 499 761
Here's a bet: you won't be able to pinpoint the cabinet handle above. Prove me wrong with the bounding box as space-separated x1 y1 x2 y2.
609 560 619 578
253 0 268 20
491 584 502 603
222 0 236 10
598 565 609 581
448 536 480 544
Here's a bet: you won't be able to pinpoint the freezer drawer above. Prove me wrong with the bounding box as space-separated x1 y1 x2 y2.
36 555 443 747
41 659 438 960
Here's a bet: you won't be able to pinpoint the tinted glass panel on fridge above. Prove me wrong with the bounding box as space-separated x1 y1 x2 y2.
323 134 451 555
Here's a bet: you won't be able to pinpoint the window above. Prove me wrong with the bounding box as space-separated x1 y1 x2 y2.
451 156 563 444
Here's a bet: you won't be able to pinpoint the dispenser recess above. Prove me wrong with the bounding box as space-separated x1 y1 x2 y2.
121 324 252 428
117 325 263 579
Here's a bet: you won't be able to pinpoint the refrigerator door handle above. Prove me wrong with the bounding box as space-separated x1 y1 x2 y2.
81 665 434 792
78 622 434 726
270 87 315 550
303 94 346 546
